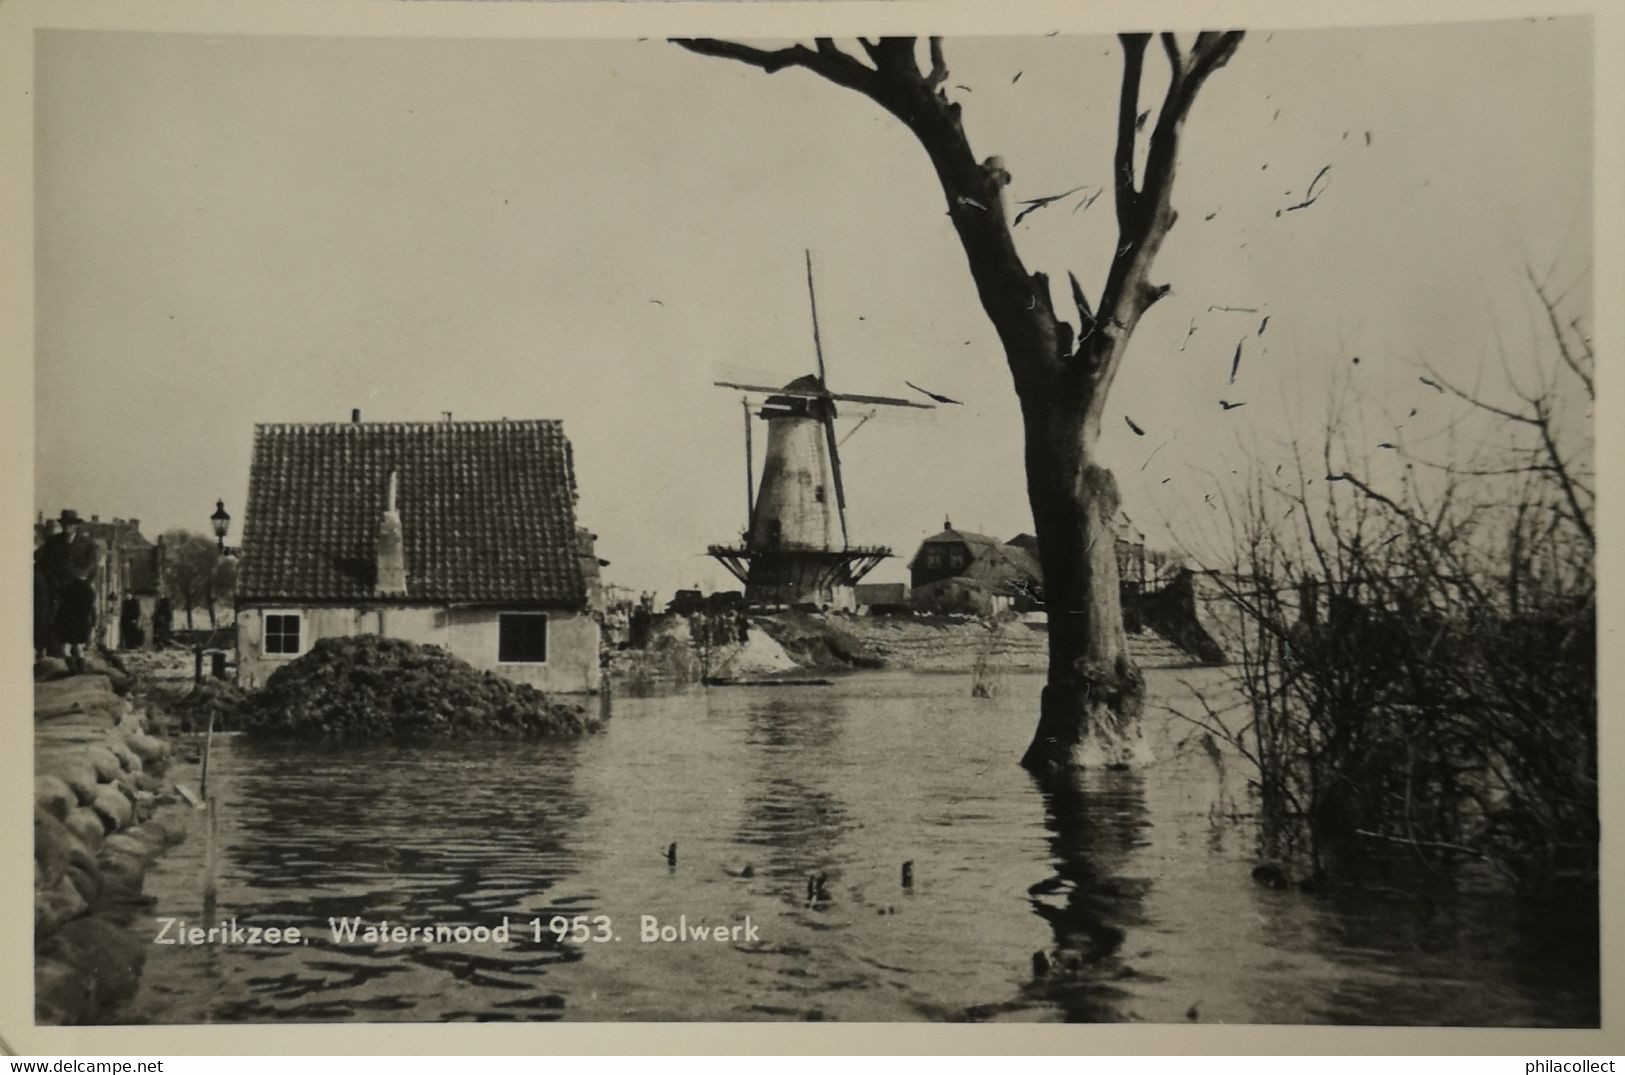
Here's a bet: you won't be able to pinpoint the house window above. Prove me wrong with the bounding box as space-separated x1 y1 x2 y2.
264 613 302 656
926 547 945 569
499 613 549 663
948 547 969 570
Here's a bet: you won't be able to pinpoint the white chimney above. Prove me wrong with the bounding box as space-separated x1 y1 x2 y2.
376 470 407 595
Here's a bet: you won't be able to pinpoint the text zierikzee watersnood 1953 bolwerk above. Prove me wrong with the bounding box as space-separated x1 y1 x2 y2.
152 913 761 948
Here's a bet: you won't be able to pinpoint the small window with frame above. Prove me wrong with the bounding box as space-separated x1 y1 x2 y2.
264 613 302 656
499 613 549 664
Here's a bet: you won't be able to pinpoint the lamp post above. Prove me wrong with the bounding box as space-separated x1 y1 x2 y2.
198 499 233 683
210 499 231 554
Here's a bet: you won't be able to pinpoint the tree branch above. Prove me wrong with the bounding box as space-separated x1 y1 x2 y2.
672 37 881 96
926 37 949 89
1159 32 1183 73
1114 34 1151 233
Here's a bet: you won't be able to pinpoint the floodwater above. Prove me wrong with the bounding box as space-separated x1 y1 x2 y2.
115 669 1598 1025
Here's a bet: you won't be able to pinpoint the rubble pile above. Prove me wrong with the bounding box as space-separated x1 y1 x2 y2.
169 678 247 733
751 612 886 671
239 634 598 740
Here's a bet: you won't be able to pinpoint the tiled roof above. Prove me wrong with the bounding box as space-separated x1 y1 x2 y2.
908 527 1006 570
238 420 587 606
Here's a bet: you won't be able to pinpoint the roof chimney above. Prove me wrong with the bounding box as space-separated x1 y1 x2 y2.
351 408 361 424
375 470 407 595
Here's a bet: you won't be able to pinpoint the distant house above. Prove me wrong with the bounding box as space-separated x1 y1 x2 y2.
907 513 1148 616
235 417 601 693
1115 514 1148 594
907 520 1044 616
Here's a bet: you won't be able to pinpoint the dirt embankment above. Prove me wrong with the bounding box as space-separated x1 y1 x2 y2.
750 612 887 670
607 610 1207 682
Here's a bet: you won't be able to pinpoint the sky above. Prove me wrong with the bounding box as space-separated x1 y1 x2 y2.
32 17 1592 596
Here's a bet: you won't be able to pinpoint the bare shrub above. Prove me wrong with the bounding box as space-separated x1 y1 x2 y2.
1180 274 1594 893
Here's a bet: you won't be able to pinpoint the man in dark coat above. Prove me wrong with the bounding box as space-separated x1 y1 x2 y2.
48 510 101 672
152 596 174 649
119 592 144 650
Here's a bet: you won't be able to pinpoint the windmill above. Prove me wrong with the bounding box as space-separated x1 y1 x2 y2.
708 252 933 610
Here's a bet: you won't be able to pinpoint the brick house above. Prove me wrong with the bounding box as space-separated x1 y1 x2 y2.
234 417 601 693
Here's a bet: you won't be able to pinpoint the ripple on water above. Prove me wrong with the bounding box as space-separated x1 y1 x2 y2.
116 670 1598 1025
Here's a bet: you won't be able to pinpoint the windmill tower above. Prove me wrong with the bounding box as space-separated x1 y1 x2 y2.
708 253 932 610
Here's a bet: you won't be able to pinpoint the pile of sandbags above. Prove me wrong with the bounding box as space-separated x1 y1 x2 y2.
239 634 597 740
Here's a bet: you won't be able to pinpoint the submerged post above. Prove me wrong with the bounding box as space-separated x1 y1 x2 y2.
202 795 219 912
200 711 214 798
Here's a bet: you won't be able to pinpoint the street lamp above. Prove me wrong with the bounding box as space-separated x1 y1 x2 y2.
210 499 231 554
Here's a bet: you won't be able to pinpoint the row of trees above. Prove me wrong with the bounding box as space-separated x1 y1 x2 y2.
157 530 237 630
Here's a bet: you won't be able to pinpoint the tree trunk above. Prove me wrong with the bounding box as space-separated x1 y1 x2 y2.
1019 396 1147 772
670 32 1244 770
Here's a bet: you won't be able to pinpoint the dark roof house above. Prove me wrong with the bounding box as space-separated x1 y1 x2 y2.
239 419 588 607
909 521 1042 594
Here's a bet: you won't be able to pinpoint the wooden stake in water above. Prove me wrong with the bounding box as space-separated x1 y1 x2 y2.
202 795 219 915
200 711 215 799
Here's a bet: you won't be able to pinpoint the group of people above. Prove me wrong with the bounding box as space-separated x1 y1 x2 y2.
687 607 751 650
607 594 750 652
33 509 176 672
120 592 175 652
33 509 102 671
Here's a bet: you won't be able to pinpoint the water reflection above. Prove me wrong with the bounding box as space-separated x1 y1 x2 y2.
115 671 1597 1025
737 698 852 893
1017 768 1152 1022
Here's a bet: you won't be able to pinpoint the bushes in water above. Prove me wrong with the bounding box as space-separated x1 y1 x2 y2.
240 635 598 739
1185 279 1594 895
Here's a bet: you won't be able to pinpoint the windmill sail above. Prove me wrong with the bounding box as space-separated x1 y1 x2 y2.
706 252 936 609
806 249 827 385
713 381 931 409
822 408 849 546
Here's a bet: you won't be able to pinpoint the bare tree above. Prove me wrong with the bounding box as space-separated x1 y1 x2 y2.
161 530 234 630
1179 273 1594 890
675 33 1244 771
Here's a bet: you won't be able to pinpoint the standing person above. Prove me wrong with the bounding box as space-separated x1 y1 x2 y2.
152 595 174 649
52 510 101 672
119 592 144 650
35 517 68 656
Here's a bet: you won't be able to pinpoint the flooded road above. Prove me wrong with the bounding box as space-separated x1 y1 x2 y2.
116 669 1598 1024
